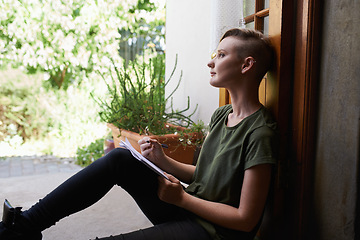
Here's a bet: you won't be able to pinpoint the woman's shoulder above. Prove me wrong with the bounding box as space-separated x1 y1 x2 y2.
242 106 276 129
255 106 277 130
247 108 278 150
209 104 232 127
212 104 232 117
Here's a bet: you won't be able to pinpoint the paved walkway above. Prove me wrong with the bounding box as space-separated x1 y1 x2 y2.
0 155 82 178
0 155 152 240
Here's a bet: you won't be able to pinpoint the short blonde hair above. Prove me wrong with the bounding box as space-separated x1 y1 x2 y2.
220 28 274 81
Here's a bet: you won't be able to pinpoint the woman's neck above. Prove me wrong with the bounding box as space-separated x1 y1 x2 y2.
226 89 262 127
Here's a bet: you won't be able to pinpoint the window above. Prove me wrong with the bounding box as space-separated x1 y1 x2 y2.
243 0 269 34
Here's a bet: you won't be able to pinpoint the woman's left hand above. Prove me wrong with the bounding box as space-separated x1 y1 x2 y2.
157 173 185 206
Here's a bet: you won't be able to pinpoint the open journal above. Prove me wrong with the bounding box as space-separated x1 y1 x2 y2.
120 138 169 180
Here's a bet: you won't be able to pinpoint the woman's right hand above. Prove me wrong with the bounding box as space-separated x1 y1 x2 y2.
138 137 167 167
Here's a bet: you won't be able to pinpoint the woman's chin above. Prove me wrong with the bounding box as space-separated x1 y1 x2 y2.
209 78 222 88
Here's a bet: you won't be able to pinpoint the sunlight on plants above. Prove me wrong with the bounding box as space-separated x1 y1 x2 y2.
0 0 166 89
0 0 167 159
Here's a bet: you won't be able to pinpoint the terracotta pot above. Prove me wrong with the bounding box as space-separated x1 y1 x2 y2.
107 123 200 165
104 139 115 155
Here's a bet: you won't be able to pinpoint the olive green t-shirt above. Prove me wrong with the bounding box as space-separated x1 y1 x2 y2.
185 105 278 240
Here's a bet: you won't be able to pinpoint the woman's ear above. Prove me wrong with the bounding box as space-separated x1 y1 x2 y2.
241 56 256 74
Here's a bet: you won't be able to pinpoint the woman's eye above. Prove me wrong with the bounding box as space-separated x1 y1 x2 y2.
211 52 225 59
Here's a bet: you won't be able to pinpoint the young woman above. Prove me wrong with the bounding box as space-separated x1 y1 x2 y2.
1 28 277 240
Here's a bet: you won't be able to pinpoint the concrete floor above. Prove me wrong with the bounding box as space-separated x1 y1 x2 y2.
0 157 152 240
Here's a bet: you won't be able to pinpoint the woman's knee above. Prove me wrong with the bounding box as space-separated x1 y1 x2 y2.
98 148 150 182
98 148 133 170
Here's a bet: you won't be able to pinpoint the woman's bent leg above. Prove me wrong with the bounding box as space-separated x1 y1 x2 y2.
114 151 187 225
22 148 180 232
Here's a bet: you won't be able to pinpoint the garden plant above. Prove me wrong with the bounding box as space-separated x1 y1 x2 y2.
92 51 206 148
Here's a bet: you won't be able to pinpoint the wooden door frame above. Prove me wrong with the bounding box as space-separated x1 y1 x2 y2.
259 0 295 239
261 0 322 239
289 0 322 239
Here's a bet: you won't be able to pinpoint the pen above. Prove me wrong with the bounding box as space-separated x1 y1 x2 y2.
146 140 169 149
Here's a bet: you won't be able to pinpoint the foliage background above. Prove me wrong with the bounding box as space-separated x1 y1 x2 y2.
0 68 108 157
0 0 165 89
0 0 166 157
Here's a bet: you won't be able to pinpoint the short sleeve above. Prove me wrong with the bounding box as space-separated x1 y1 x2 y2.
244 125 278 170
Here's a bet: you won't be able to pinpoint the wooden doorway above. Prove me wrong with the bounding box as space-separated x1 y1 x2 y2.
264 0 322 239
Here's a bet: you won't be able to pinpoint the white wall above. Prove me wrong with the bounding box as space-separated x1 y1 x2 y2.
165 0 219 126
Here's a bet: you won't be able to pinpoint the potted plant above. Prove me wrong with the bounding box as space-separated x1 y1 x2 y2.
92 52 205 164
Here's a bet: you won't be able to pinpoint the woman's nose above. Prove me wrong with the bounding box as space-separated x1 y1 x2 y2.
207 60 214 68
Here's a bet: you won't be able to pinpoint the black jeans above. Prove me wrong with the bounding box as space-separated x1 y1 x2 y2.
23 148 211 240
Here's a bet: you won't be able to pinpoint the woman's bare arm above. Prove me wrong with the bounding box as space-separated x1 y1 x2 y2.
158 164 272 232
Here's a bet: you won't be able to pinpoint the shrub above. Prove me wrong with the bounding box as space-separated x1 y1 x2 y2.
76 138 104 167
0 68 108 157
0 73 52 145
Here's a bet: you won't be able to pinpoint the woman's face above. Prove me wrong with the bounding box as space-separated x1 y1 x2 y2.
207 36 244 88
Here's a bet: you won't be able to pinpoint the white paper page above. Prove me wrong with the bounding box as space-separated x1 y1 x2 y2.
120 138 169 180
